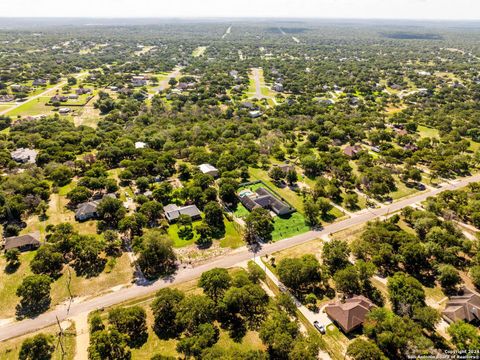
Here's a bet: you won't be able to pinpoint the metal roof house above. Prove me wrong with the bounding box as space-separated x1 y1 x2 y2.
443 288 480 324
164 204 201 223
199 164 219 177
75 201 99 222
325 295 375 333
11 148 38 164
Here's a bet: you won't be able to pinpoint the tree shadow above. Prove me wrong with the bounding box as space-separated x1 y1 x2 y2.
16 298 51 319
72 257 107 278
4 262 20 274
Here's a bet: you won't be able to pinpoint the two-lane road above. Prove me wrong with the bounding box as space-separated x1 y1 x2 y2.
1 174 480 341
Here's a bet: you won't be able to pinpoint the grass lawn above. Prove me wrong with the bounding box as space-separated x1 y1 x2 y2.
6 97 53 117
248 167 304 212
389 176 421 201
322 324 351 360
267 238 324 264
192 46 207 57
418 125 440 139
50 253 133 306
167 221 202 248
0 251 36 318
0 322 76 360
424 285 446 304
219 220 243 248
271 212 310 241
330 223 365 244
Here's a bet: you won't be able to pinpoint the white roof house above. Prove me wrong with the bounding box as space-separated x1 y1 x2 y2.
199 163 219 177
135 141 147 149
11 148 38 164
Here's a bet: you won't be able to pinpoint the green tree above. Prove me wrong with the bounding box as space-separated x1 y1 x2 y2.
437 264 461 293
470 265 480 288
151 288 185 339
176 323 219 358
88 328 131 360
198 268 232 303
447 321 480 351
277 255 321 292
16 274 52 316
221 284 269 328
30 246 64 278
175 294 216 333
323 239 350 274
135 231 176 280
5 248 20 269
203 201 225 235
108 306 148 348
346 338 386 360
244 207 274 243
269 167 285 184
387 272 425 317
19 333 54 360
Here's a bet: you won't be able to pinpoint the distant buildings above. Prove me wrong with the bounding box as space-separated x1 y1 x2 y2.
272 83 284 92
343 145 362 158
443 288 480 324
325 295 375 333
0 95 15 103
249 110 262 118
238 187 294 216
75 200 99 221
11 148 38 164
33 79 47 86
59 108 71 114
3 232 41 252
135 141 147 149
199 163 219 177
164 204 201 223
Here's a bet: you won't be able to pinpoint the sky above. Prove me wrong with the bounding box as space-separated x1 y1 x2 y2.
0 0 479 20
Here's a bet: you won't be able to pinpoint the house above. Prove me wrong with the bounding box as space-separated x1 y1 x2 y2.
238 187 294 216
229 70 238 78
4 232 41 252
199 163 219 177
11 148 38 164
68 94 79 100
443 288 480 324
132 79 147 87
325 295 375 333
33 79 47 86
59 108 71 114
76 88 93 95
11 85 30 93
0 95 15 103
277 164 295 174
135 141 147 149
75 200 99 221
249 110 262 118
272 83 284 92
240 102 256 110
394 128 408 137
164 204 201 223
343 145 362 158
50 95 68 103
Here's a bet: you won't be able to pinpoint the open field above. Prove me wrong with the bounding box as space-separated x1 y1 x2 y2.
192 46 207 57
418 125 440 139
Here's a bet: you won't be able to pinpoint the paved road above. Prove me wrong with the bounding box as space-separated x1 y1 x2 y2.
0 73 87 116
251 68 265 99
1 174 480 341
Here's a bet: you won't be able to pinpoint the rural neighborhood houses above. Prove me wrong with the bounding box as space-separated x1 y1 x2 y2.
238 186 295 216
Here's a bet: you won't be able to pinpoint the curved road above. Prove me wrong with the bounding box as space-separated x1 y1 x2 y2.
1 174 480 341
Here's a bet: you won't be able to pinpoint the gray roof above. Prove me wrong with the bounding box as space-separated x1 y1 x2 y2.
443 288 480 323
239 187 293 216
164 204 201 221
4 232 40 250
75 201 99 218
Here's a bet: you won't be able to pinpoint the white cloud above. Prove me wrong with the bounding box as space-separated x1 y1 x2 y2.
0 0 479 20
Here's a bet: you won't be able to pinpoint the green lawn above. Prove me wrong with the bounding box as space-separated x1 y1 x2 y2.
248 167 304 212
0 251 36 318
0 322 76 360
322 324 351 360
389 176 421 201
271 212 310 241
418 125 440 139
6 97 53 117
192 46 207 57
167 220 202 247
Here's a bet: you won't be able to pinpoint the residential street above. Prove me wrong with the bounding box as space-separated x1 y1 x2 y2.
1 173 480 341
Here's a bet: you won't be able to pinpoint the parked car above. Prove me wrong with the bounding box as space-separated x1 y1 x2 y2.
313 320 325 334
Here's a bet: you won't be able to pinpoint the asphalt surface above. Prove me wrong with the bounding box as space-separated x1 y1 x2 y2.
1 174 480 341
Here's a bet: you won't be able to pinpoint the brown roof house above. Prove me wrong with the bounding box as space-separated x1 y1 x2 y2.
343 145 362 158
443 288 480 324
4 232 41 252
325 295 375 333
